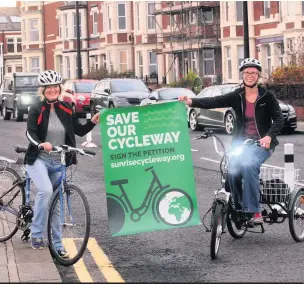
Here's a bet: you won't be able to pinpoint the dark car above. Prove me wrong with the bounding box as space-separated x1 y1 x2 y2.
89 78 150 111
187 84 297 135
140 87 196 106
1 72 40 121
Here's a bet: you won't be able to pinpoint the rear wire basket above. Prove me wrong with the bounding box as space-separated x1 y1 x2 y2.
259 167 300 204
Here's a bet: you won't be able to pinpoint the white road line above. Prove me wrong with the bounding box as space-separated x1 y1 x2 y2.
200 157 284 169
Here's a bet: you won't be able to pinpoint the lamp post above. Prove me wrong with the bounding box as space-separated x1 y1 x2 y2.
243 1 250 58
75 1 82 79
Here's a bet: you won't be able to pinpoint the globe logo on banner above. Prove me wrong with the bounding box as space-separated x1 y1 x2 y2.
99 101 201 236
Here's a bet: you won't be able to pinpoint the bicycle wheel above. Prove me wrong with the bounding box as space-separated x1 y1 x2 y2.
106 194 126 235
155 188 194 226
289 190 304 242
210 202 224 260
47 184 90 266
227 211 246 239
0 167 24 242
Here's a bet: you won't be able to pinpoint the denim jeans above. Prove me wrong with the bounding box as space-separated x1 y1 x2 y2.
26 157 63 250
228 143 274 213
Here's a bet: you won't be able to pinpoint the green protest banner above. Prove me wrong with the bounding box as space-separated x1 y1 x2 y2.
100 101 201 236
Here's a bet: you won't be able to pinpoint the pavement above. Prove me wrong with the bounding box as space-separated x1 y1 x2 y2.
0 230 61 283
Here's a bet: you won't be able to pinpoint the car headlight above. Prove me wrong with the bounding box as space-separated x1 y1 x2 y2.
78 95 85 101
289 105 296 115
21 96 31 104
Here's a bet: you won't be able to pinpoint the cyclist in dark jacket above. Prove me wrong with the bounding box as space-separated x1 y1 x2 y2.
25 70 100 255
179 58 284 224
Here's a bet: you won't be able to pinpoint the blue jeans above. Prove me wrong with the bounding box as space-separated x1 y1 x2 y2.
26 158 63 250
228 144 273 213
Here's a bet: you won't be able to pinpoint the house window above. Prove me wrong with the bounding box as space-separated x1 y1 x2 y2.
263 1 270 18
278 42 284 66
183 10 189 26
202 8 213 23
266 45 271 74
119 50 127 72
148 51 157 76
73 12 81 38
58 16 62 38
94 55 98 70
16 66 22 72
93 12 98 35
136 3 140 30
7 38 14 53
148 2 155 29
170 14 175 27
190 10 196 24
23 58 27 72
107 5 111 32
7 66 12 73
236 1 243 21
65 57 70 78
29 19 39 41
59 56 63 75
118 3 126 30
64 14 68 38
17 38 22 52
137 51 143 78
225 2 229 21
203 49 215 75
30 57 40 73
237 45 244 79
107 51 113 72
226 46 232 79
302 1 304 16
191 51 197 73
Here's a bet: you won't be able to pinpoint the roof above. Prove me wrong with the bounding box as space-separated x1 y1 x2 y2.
66 79 98 83
4 72 39 77
0 7 21 31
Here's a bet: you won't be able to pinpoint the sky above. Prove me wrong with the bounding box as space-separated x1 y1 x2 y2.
0 0 16 7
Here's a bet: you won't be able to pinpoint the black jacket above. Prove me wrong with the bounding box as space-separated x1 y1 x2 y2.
25 100 96 166
191 86 284 148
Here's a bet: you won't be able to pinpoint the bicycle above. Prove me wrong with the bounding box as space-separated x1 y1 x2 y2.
196 130 304 260
107 166 194 235
0 144 96 266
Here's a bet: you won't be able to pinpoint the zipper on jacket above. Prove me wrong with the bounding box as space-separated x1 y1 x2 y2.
253 90 267 138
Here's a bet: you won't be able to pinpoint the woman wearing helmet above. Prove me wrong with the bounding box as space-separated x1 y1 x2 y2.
24 70 100 255
179 58 284 224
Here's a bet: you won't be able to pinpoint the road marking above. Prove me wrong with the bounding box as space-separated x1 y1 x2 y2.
200 156 284 169
87 238 125 283
63 238 94 283
191 149 199 152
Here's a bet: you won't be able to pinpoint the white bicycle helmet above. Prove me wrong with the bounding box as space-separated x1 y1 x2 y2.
239 58 262 72
38 70 63 86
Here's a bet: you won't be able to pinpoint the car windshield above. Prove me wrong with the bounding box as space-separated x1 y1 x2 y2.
220 86 238 95
15 76 39 88
158 89 195 100
74 82 97 93
111 80 149 92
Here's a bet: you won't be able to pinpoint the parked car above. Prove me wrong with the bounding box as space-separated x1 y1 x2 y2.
188 84 297 135
1 72 40 121
89 78 150 111
62 79 98 117
140 87 196 106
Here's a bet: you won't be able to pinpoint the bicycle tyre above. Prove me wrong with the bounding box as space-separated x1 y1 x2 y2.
289 190 304 242
227 212 246 239
47 184 90 266
106 193 126 235
210 202 224 260
0 167 24 242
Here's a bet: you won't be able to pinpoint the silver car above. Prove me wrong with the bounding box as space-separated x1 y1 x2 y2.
187 84 297 135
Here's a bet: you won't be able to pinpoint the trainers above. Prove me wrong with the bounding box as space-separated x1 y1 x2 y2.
295 208 304 216
252 212 263 224
57 248 70 259
31 237 45 250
